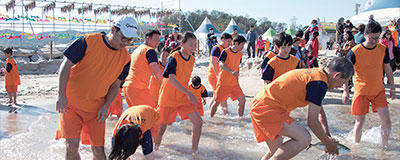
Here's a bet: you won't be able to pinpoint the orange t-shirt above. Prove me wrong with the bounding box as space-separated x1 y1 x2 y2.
65 33 131 112
347 44 389 95
253 68 328 112
261 55 299 81
4 57 20 86
158 51 195 107
217 48 242 86
112 105 160 139
264 41 270 52
123 44 158 89
149 61 165 106
208 44 225 78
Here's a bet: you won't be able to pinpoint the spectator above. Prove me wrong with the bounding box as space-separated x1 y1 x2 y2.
354 24 366 44
207 28 218 55
336 31 356 57
157 35 169 53
381 30 396 71
246 25 257 58
232 28 239 41
256 36 265 58
336 17 345 46
346 20 355 31
164 27 182 50
295 30 306 48
308 19 319 33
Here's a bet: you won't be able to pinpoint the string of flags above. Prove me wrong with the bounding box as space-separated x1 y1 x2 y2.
0 13 178 27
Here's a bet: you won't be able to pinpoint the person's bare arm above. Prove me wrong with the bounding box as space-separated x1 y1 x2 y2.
219 61 239 78
211 56 220 75
384 63 396 99
97 79 122 122
150 62 163 83
308 103 338 155
56 58 74 113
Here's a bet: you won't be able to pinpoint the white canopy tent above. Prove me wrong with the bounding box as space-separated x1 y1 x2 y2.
347 0 400 26
222 19 246 37
194 17 221 53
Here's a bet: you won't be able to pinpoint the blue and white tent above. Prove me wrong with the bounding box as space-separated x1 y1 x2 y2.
195 17 221 53
347 0 400 25
222 19 246 36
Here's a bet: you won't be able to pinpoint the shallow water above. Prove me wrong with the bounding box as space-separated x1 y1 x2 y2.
0 90 400 160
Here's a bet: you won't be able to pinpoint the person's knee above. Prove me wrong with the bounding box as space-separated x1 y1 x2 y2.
190 114 203 128
65 139 80 152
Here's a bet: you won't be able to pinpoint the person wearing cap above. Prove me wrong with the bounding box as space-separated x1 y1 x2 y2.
351 28 358 36
55 15 137 160
164 27 182 50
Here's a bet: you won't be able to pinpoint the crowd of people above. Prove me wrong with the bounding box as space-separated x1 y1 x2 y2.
2 13 399 160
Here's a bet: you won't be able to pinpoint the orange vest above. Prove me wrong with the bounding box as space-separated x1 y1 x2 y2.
351 44 386 95
388 25 398 47
158 51 195 107
253 68 328 112
4 57 20 86
208 44 225 78
264 41 270 52
112 105 160 139
149 61 165 106
188 84 206 101
263 51 277 59
66 33 131 112
217 48 242 86
123 44 156 89
267 55 299 81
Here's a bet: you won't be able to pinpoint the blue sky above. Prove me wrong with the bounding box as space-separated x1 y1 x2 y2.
103 0 368 25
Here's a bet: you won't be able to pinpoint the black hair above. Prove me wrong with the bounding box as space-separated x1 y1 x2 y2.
221 33 232 40
344 31 354 41
312 31 319 40
109 123 142 160
164 34 169 39
312 19 317 24
275 32 293 47
250 25 254 28
383 30 393 41
365 21 382 34
345 20 351 23
295 30 304 38
145 30 161 38
191 76 201 86
233 28 237 31
3 47 13 54
233 35 247 44
344 25 351 29
209 27 214 30
304 30 311 42
293 37 300 43
173 27 179 31
357 24 365 32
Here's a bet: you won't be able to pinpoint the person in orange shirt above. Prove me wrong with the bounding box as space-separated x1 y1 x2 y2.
149 46 171 106
55 16 137 160
251 57 354 159
123 30 164 108
262 32 299 84
342 21 396 149
2 47 20 105
181 76 208 120
109 105 159 160
154 32 202 154
387 19 398 47
208 33 232 114
260 37 279 72
264 39 270 53
209 35 246 118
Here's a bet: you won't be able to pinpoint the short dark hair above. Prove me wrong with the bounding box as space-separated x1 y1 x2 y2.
275 32 293 47
233 28 237 31
209 28 214 30
357 24 365 32
365 21 382 34
145 30 161 38
3 47 13 54
345 20 351 23
109 123 142 160
173 27 179 31
250 25 254 28
191 76 201 86
221 33 232 40
293 37 300 43
295 30 304 38
312 19 317 24
233 35 247 44
326 57 354 78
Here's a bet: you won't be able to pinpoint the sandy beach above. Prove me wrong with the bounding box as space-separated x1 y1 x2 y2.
0 50 400 159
